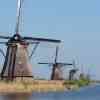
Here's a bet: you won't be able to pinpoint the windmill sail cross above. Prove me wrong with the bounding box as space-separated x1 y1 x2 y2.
0 0 61 81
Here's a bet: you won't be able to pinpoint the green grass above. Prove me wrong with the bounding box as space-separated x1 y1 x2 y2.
64 79 90 87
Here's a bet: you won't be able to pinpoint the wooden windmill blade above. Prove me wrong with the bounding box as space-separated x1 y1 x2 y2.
38 46 60 65
72 59 79 71
24 37 61 43
56 63 73 67
0 36 11 39
29 42 40 60
0 48 5 58
15 0 24 35
72 59 76 68
54 45 59 63
0 42 8 44
38 63 53 65
51 45 62 80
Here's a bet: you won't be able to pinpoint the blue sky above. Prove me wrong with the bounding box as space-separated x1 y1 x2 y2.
0 0 100 79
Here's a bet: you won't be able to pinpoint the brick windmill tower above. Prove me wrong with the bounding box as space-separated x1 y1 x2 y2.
0 0 61 81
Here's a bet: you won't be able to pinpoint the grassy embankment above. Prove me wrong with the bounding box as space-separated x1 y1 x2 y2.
64 79 90 89
0 79 65 93
0 78 91 94
64 73 91 90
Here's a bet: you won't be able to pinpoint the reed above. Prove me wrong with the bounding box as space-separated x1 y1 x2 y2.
0 79 84 93
0 80 65 93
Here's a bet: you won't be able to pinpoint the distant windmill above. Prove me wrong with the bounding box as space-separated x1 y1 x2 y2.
0 0 61 81
69 59 78 80
38 46 72 80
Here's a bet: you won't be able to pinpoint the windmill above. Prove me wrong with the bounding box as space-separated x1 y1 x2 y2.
38 46 72 80
0 0 61 81
69 60 78 80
